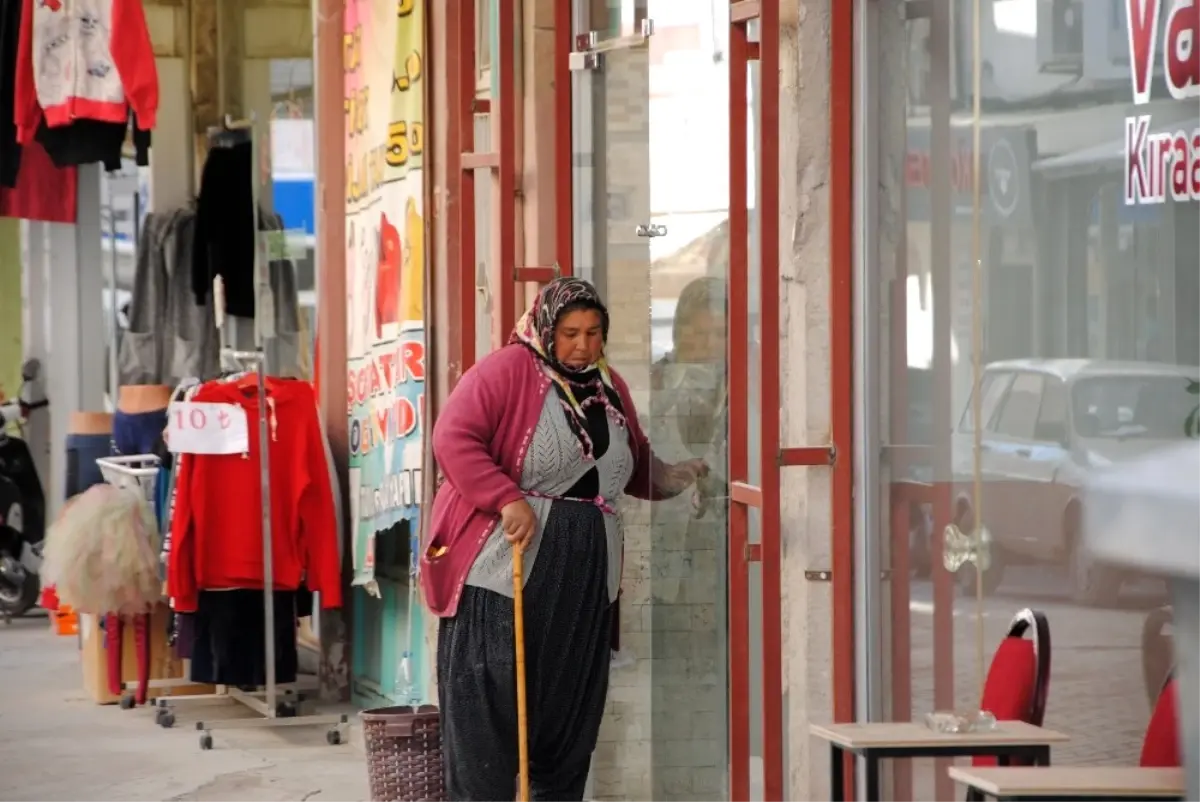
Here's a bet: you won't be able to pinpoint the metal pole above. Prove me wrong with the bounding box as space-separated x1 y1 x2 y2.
257 353 276 715
247 118 277 717
106 184 119 407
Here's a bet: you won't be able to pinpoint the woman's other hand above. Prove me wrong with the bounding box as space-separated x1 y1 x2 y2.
660 458 709 494
500 499 537 551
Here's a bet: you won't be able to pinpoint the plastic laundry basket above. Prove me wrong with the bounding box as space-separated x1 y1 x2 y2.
360 704 445 802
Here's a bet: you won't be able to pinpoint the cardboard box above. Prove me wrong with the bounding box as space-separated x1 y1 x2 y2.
79 602 215 705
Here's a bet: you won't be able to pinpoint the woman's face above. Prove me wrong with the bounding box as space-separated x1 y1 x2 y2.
675 309 726 364
553 308 605 369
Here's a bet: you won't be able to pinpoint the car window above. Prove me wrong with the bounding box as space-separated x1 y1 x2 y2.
959 372 1014 433
994 372 1044 439
1072 375 1198 440
1034 377 1068 443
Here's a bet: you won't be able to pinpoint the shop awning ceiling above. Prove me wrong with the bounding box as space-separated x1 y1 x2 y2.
1034 137 1129 179
1034 117 1200 180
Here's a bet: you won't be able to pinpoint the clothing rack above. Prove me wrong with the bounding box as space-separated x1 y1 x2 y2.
150 116 346 749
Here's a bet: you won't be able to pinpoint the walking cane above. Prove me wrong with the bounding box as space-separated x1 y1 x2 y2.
512 546 531 802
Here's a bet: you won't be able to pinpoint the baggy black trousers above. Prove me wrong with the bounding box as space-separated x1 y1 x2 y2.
437 501 614 801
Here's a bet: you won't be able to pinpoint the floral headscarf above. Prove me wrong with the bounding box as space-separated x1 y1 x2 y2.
509 277 623 457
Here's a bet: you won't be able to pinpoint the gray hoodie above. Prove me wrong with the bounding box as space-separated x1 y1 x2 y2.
118 207 302 386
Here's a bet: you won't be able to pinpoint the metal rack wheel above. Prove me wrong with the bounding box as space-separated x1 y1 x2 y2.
157 711 176 728
119 694 136 710
326 728 342 745
199 733 213 750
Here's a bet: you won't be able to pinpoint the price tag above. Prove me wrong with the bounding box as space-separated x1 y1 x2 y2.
165 402 249 455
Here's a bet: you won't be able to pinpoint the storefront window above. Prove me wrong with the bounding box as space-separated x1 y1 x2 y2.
576 1 734 798
869 0 1196 798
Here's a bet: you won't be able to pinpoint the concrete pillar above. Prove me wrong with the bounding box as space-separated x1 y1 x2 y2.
424 0 452 701
778 0 836 798
19 221 50 490
44 166 105 515
151 58 193 210
244 59 275 211
314 0 352 703
0 221 22 403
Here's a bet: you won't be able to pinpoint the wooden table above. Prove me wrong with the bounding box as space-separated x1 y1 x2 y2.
809 721 1070 801
948 766 1185 801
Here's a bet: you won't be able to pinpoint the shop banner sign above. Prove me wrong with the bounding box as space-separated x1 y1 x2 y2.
344 0 426 587
1121 0 1199 206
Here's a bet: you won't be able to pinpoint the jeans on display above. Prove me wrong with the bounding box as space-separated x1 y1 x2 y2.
112 408 168 457
64 433 111 500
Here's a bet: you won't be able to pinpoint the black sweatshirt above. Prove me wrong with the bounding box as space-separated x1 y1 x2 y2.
193 140 257 317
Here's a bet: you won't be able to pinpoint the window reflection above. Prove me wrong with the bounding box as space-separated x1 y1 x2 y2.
882 0 1197 797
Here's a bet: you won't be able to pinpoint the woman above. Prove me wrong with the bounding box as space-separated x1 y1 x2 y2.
424 277 706 801
651 276 729 517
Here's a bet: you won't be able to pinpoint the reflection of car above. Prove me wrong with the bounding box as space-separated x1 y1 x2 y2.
952 359 1198 605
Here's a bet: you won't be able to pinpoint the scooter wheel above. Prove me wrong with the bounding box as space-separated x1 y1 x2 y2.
199 733 213 750
119 694 136 710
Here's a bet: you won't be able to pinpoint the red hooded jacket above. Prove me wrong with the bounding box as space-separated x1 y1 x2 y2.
168 378 342 612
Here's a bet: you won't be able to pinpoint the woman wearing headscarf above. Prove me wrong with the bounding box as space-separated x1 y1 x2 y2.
424 277 707 801
651 276 729 516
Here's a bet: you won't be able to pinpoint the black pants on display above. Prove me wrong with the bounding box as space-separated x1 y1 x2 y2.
187 589 301 687
437 501 613 802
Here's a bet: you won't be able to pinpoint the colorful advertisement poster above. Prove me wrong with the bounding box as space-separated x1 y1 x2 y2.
344 0 426 587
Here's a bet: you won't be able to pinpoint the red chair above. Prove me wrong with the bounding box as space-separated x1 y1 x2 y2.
973 609 1053 767
1140 673 1181 768
962 610 1052 801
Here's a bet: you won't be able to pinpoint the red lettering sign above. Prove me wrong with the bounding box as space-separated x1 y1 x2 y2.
1126 0 1200 105
1165 0 1200 99
1127 0 1163 105
1125 115 1200 204
345 340 428 410
905 148 981 194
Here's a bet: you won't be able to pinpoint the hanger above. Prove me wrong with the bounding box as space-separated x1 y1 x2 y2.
206 114 253 149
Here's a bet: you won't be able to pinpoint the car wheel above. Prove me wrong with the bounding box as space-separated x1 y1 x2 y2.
909 507 932 579
1066 505 1122 606
958 550 1005 597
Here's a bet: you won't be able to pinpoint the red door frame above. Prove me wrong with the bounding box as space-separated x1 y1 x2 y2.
727 1 856 800
726 1 781 798
442 2 858 799
445 0 574 384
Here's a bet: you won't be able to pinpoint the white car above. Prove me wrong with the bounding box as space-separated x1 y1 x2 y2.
951 359 1199 605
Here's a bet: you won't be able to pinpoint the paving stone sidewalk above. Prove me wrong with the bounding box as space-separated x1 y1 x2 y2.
0 615 369 802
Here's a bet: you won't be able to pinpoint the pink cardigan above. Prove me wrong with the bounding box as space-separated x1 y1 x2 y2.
422 344 668 618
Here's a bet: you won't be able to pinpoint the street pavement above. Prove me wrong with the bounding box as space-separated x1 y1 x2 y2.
0 614 369 801
0 569 1162 801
